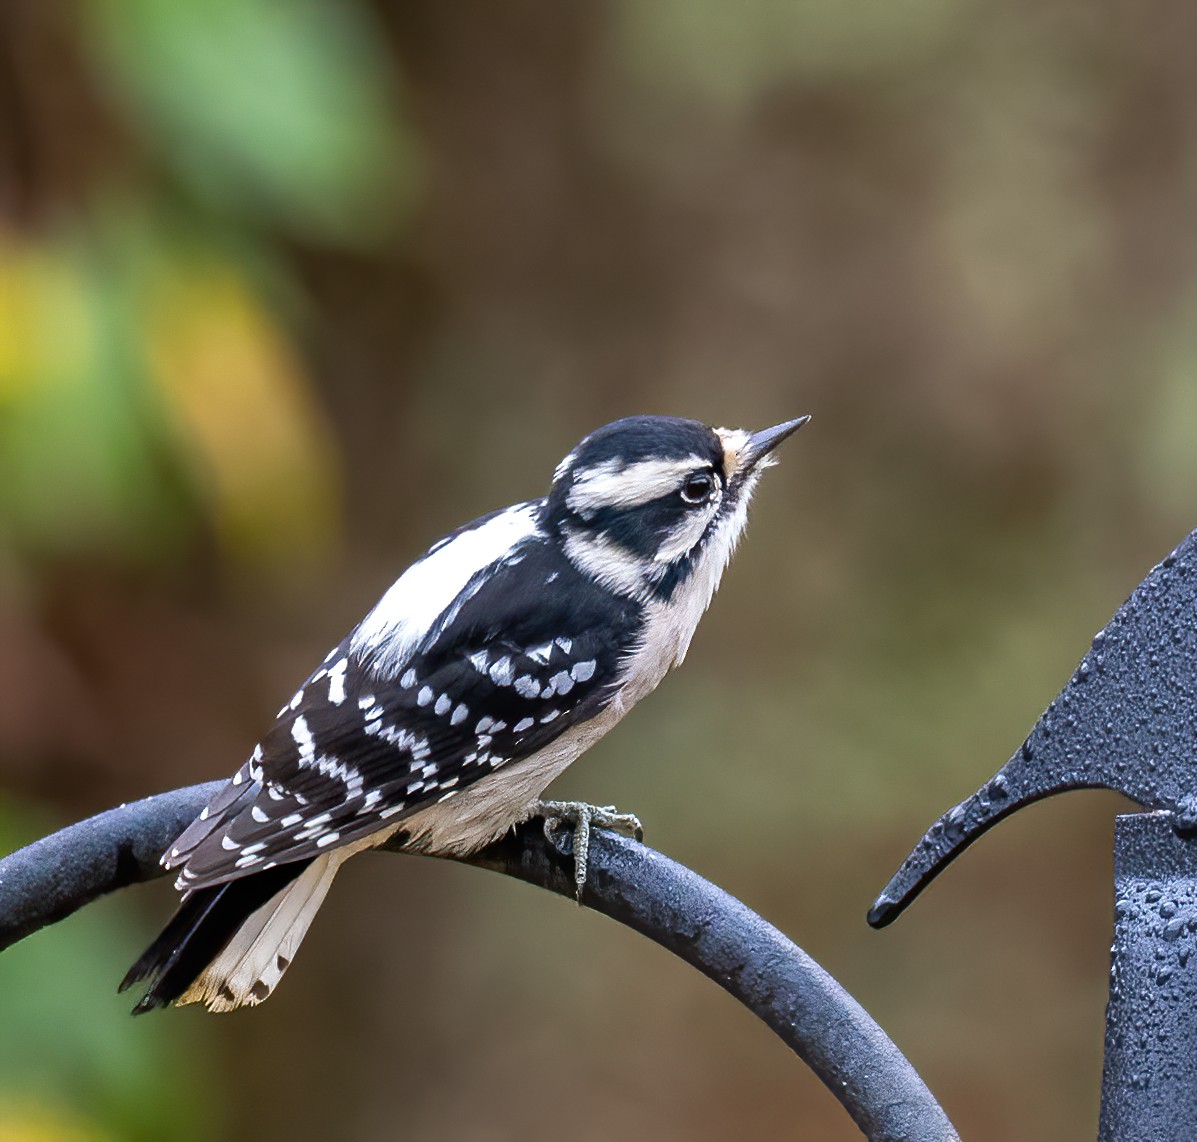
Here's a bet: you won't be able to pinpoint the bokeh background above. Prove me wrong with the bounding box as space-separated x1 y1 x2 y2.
2 1 1195 1139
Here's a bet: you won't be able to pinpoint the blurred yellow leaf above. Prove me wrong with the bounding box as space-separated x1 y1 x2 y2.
0 236 96 405
0 1102 111 1142
0 229 192 558
142 258 340 568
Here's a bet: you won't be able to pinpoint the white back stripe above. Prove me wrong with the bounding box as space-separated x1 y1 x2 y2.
350 503 540 679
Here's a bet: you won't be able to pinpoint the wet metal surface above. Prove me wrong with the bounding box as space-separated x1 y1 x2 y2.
1100 813 1197 1140
870 529 1197 928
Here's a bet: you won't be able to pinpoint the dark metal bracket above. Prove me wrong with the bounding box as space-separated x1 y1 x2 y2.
869 528 1197 929
869 528 1197 1140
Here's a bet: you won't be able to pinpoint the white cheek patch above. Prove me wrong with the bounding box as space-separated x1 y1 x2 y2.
561 527 650 600
351 502 541 678
654 499 720 564
567 455 709 515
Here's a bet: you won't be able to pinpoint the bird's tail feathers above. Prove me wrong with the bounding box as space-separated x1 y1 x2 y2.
177 853 342 1012
121 859 315 1014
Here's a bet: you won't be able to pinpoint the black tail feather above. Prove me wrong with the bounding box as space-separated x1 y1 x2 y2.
123 861 310 1015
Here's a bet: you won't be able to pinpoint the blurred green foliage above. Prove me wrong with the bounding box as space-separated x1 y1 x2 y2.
2 0 420 1136
0 800 218 1142
0 202 345 573
616 0 968 105
0 222 193 563
87 0 419 242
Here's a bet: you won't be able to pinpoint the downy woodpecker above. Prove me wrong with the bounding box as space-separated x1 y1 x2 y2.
122 413 808 1013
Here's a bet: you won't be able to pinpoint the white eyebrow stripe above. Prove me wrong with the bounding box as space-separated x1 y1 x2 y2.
566 456 709 513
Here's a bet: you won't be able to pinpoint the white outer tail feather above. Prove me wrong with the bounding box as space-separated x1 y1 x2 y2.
179 853 344 1012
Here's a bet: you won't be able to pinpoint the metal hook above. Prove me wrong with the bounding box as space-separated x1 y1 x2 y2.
869 529 1197 929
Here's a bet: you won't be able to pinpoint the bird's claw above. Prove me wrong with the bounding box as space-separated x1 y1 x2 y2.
535 800 643 901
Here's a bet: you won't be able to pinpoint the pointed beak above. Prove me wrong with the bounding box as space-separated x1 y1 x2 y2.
743 415 811 469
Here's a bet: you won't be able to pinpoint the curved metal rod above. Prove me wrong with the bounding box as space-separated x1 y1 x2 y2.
0 784 958 1142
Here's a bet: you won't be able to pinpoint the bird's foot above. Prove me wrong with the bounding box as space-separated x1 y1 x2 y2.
535 800 643 902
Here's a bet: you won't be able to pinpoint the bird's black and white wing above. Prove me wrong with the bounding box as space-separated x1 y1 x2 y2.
164 501 643 890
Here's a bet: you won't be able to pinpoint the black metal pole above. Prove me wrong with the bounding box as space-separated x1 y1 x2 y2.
0 784 958 1142
1100 812 1197 1140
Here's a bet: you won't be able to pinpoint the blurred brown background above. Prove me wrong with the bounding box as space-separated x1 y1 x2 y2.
2 1 1195 1139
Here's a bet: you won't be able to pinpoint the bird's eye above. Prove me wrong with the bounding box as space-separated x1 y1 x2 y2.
680 472 715 505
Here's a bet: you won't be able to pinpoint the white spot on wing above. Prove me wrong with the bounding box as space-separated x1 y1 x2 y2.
550 670 574 695
571 660 596 682
514 675 539 699
327 658 348 705
292 715 316 767
434 693 452 716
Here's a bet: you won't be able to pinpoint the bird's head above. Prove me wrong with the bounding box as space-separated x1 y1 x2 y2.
546 414 809 603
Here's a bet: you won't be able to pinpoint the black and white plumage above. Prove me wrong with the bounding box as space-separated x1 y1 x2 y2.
121 413 808 1013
